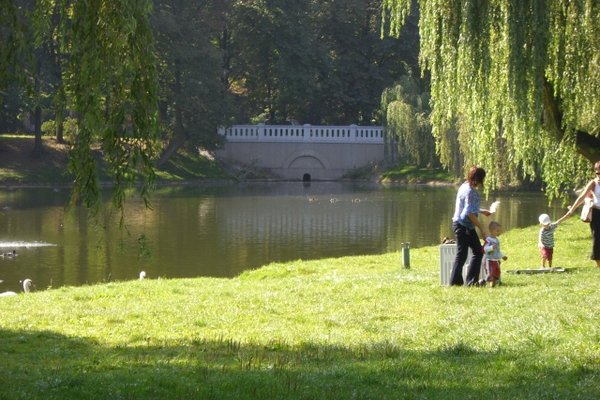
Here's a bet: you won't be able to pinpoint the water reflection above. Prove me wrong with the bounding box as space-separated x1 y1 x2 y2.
0 183 565 292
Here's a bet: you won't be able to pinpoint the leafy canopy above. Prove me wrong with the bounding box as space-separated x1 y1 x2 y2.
18 0 159 214
383 0 600 198
380 75 435 167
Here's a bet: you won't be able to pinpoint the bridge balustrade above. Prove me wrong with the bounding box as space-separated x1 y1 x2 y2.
218 124 383 144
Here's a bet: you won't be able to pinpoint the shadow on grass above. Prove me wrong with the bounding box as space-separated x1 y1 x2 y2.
0 329 598 400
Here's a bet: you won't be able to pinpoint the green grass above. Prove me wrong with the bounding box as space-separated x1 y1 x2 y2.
0 135 72 185
1 217 599 399
380 164 455 184
154 150 232 182
0 134 233 186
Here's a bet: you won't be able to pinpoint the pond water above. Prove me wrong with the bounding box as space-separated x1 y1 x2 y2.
0 182 566 292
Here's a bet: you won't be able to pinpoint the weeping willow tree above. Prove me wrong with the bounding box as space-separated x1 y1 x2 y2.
380 75 437 168
382 0 600 198
8 0 159 214
60 0 158 212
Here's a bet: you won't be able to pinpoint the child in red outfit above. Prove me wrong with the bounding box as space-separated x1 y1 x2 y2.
483 221 507 287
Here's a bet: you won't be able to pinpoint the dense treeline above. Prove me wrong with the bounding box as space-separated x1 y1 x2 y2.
0 0 424 208
1 0 421 154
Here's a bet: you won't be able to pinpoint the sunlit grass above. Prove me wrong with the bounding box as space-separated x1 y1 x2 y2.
1 217 600 399
154 149 231 181
1 135 231 187
380 164 455 183
0 135 71 184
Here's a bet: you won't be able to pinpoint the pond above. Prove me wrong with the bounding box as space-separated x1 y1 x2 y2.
0 182 566 292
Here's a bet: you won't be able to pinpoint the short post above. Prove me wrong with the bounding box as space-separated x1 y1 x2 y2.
402 242 410 268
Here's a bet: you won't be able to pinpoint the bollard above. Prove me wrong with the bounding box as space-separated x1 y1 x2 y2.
402 242 410 268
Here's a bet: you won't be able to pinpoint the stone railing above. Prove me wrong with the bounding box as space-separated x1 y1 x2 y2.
218 124 384 144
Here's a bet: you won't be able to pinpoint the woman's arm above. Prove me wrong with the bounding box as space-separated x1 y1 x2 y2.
556 212 571 224
468 213 487 238
568 179 596 215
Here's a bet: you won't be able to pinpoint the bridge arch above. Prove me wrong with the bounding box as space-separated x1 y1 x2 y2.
283 149 330 170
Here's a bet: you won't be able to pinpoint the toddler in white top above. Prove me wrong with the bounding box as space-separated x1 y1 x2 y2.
538 213 569 268
483 221 507 287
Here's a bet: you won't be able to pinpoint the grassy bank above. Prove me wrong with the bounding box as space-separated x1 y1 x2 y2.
1 218 599 399
380 164 455 184
0 135 232 186
1 135 460 187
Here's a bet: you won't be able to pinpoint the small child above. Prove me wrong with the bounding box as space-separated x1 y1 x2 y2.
538 213 569 268
483 221 507 287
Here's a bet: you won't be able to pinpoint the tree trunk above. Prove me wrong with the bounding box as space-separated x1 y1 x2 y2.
542 78 600 162
50 10 66 145
575 131 600 163
220 25 231 87
156 60 187 167
156 132 187 167
32 104 44 158
32 59 44 158
55 74 66 144
56 113 65 144
56 87 65 144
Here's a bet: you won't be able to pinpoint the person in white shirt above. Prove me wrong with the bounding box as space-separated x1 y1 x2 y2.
565 161 600 268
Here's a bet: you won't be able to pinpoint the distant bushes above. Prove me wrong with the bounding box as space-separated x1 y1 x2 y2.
41 117 78 142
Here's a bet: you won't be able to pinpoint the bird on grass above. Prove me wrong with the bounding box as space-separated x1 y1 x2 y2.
0 278 33 297
21 279 34 292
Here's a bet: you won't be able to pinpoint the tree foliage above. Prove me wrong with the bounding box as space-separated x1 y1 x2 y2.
33 0 160 212
383 0 600 198
0 0 24 87
380 75 436 167
228 0 317 123
229 0 418 125
152 0 231 166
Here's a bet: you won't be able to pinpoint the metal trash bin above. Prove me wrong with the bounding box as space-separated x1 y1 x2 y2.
440 244 483 285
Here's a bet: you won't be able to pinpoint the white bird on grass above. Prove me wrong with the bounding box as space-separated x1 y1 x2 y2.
21 279 34 292
0 278 33 297
139 271 146 280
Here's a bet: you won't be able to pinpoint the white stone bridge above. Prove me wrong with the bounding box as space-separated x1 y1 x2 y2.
216 124 384 181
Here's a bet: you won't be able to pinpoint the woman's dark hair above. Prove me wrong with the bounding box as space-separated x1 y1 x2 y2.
467 166 486 185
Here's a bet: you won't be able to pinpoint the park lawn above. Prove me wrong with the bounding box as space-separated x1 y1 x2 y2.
0 217 599 399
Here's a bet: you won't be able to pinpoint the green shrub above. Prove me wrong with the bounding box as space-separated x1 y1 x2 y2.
41 117 78 142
